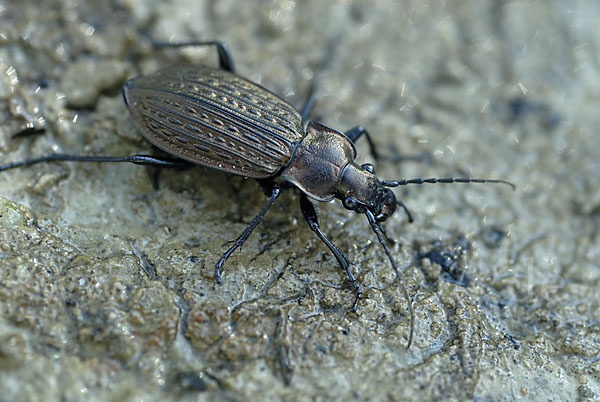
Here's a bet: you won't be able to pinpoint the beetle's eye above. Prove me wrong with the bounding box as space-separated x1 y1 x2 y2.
361 163 375 174
343 197 358 210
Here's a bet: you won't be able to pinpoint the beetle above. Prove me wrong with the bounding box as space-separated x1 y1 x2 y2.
0 41 514 347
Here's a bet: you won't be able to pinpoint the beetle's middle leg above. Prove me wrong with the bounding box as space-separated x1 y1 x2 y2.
215 182 281 283
299 193 362 311
344 126 380 161
346 126 431 164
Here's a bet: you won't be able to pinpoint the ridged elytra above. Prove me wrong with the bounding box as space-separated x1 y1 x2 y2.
0 41 515 348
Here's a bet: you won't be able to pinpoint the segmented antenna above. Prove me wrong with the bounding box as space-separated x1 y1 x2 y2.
365 209 414 349
382 177 515 190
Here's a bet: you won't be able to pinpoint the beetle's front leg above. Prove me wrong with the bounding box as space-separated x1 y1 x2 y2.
299 193 362 311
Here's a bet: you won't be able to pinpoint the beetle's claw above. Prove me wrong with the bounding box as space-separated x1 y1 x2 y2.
351 288 362 312
215 264 223 284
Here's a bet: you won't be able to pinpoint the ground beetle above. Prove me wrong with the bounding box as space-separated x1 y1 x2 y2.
0 41 514 347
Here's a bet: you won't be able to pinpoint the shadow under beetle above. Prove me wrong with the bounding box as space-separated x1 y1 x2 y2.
0 41 515 348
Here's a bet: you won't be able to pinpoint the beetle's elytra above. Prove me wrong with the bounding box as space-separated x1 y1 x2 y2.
123 65 305 179
1 41 515 348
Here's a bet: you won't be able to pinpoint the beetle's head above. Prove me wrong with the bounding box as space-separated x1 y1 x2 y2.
336 162 409 222
336 161 414 223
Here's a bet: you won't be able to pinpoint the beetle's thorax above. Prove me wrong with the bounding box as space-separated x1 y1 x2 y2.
281 121 357 201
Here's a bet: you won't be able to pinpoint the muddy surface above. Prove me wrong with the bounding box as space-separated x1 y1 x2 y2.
0 0 598 400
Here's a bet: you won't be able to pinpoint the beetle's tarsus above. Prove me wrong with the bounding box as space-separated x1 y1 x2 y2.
351 287 362 312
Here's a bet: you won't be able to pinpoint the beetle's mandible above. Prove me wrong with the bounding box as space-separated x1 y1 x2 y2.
1 41 515 348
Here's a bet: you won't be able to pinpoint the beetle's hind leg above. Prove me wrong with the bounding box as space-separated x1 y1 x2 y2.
0 153 193 172
152 40 235 73
215 182 281 283
299 193 362 311
298 38 340 122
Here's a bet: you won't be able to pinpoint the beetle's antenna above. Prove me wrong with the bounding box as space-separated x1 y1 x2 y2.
382 177 515 190
365 209 414 349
